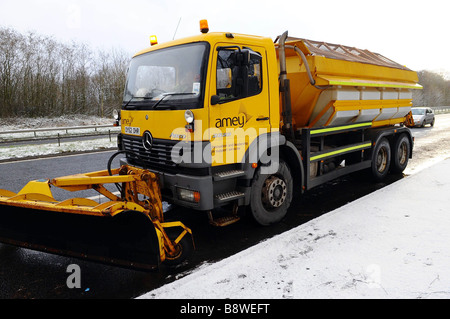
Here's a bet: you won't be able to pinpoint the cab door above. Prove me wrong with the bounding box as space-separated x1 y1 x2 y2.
208 44 271 166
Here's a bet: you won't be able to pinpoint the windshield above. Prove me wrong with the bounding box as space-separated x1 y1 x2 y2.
123 42 209 110
412 108 425 115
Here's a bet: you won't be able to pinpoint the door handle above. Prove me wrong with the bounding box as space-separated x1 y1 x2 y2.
256 117 269 121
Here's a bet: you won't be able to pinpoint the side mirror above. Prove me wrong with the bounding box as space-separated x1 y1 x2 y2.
211 95 221 106
240 49 262 66
240 50 250 66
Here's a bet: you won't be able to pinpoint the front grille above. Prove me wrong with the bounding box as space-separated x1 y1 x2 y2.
121 135 209 176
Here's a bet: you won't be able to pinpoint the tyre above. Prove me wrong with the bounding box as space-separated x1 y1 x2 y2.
431 118 435 127
391 134 410 174
371 137 391 181
250 160 293 226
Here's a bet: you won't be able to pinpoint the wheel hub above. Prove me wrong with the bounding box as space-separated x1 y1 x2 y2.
262 176 287 209
398 141 407 165
376 148 388 173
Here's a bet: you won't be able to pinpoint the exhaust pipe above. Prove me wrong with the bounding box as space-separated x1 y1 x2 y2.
279 31 289 84
278 31 294 141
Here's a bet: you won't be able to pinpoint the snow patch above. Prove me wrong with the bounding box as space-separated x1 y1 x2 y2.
0 115 117 160
0 138 116 161
139 158 450 299
0 115 113 131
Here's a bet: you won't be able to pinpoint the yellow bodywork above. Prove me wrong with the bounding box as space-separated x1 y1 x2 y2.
121 32 279 167
281 38 422 129
121 32 421 167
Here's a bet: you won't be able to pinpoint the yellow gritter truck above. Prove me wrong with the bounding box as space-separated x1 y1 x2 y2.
0 21 422 270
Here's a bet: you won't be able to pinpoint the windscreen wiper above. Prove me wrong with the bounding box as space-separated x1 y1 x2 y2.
122 96 136 110
152 93 196 109
123 96 154 110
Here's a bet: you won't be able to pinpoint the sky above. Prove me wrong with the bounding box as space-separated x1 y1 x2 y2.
1 0 449 75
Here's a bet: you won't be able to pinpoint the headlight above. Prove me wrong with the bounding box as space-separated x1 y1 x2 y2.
185 110 194 124
177 187 200 203
113 109 120 120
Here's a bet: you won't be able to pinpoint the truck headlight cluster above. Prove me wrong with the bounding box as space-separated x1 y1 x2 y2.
185 110 194 123
113 109 121 126
177 187 200 203
185 110 195 132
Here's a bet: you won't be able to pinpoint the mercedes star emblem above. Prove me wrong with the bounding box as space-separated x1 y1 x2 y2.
142 131 153 151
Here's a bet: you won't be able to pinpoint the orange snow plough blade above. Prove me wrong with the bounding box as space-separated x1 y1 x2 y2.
0 165 193 271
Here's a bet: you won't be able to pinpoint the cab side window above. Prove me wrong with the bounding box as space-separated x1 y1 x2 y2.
215 47 262 104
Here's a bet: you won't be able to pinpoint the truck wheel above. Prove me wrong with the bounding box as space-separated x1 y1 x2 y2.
391 134 410 174
250 160 293 226
371 137 391 181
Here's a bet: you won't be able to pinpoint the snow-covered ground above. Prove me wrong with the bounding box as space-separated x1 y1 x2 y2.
0 115 113 130
139 156 450 299
0 116 118 160
0 138 116 161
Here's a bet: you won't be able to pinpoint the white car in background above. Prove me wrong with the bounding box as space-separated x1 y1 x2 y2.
411 107 435 127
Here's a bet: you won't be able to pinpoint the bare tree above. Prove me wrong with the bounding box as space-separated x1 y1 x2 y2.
0 26 130 118
2 26 447 118
413 71 450 107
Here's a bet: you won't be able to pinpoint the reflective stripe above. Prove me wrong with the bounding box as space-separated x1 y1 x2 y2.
310 142 372 162
310 122 372 135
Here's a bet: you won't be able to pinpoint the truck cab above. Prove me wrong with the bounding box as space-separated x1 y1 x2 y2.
118 31 280 214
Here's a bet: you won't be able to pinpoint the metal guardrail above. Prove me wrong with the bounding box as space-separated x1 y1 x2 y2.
0 124 121 146
430 106 450 114
0 124 117 136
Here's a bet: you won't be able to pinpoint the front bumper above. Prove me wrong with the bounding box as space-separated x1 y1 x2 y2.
120 157 214 210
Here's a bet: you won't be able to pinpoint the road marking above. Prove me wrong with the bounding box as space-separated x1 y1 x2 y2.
0 150 116 165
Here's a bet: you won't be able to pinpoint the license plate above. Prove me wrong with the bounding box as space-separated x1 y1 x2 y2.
125 126 141 135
